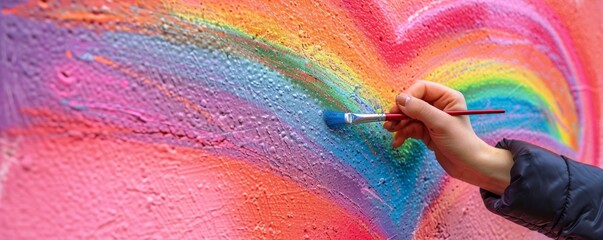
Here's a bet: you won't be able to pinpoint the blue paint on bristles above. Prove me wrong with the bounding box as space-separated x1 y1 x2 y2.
322 110 347 129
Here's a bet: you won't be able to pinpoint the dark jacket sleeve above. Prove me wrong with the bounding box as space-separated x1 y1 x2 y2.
481 139 603 239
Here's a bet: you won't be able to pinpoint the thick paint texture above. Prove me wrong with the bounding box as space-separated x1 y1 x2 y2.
1 0 602 239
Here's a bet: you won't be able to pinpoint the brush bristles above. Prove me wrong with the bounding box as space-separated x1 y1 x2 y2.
322 110 347 128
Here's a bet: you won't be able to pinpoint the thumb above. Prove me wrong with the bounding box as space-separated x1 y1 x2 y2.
396 93 449 131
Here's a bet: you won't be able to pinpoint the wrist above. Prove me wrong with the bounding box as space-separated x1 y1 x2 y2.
476 145 513 195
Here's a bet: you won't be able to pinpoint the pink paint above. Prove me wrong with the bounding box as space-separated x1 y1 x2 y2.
1 0 602 238
0 127 379 238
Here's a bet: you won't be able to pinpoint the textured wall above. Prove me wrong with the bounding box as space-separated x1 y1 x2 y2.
1 0 602 239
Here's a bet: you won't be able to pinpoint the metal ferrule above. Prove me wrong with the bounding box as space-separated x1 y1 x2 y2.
346 113 386 124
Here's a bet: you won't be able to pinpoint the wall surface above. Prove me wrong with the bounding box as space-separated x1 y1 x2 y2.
1 0 602 239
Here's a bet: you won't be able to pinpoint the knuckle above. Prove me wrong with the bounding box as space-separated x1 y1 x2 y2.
400 128 413 138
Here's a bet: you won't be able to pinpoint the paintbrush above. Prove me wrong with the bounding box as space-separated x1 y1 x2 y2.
322 109 505 128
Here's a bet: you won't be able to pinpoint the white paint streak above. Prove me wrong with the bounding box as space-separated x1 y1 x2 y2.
361 187 393 211
406 0 447 24
0 138 18 200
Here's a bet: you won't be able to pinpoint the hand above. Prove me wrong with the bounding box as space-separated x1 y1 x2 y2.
383 80 513 195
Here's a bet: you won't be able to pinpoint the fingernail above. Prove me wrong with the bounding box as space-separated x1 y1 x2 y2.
396 93 411 107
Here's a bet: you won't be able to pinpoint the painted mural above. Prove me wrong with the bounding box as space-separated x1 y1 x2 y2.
1 0 602 239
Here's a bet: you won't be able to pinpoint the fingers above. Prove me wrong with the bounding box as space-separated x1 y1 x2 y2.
388 121 436 150
404 80 467 110
391 122 424 148
394 80 470 132
395 93 450 132
386 80 467 132
386 80 469 148
388 104 402 114
386 118 415 132
383 105 402 131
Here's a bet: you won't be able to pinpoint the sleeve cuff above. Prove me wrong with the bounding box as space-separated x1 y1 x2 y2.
479 138 570 237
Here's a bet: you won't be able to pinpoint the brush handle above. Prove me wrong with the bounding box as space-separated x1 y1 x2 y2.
384 109 505 121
